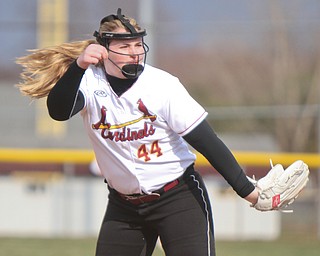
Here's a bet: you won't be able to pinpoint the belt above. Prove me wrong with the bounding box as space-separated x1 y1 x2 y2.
118 177 181 205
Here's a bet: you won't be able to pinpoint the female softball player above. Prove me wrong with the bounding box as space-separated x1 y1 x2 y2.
17 8 259 256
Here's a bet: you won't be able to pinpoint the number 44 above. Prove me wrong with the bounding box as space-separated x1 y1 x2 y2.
137 140 163 162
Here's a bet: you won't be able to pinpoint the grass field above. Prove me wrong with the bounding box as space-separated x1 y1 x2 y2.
0 234 319 256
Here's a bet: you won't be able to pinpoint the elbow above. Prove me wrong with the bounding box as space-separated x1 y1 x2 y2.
46 97 70 121
48 109 70 121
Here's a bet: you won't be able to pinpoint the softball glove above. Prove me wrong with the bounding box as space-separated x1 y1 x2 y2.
247 160 309 212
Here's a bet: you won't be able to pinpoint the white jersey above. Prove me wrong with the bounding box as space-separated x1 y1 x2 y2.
79 64 208 194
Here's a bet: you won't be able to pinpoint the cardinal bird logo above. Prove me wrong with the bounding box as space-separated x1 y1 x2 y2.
92 98 157 130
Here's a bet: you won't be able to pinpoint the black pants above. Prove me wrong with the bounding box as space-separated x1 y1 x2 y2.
95 166 216 256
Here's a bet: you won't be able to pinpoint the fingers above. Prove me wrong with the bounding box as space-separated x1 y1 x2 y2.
100 47 108 60
90 46 107 60
94 45 108 60
77 44 108 69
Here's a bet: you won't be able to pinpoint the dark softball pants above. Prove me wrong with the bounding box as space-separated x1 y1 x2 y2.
95 166 216 256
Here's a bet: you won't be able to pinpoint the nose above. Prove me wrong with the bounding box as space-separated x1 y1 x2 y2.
129 49 140 62
131 43 146 54
128 46 139 57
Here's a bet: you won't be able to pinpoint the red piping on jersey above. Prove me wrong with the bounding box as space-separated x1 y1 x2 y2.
177 112 207 135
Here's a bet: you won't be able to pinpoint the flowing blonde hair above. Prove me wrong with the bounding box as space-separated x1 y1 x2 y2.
16 40 95 98
16 16 141 99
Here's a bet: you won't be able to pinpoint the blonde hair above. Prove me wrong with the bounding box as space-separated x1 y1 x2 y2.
16 16 141 99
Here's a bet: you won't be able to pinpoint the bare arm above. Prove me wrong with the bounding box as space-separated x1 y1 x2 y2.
244 188 259 205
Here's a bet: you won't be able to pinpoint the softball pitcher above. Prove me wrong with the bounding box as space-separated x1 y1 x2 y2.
17 8 260 256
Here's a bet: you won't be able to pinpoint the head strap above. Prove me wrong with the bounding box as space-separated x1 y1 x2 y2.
94 8 146 44
116 8 137 35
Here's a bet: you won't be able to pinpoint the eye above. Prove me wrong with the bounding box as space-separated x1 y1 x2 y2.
119 45 129 49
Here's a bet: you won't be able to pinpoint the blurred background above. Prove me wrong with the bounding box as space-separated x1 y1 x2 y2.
0 0 320 253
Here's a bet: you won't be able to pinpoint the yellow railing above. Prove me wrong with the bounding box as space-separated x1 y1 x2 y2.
0 148 319 169
197 151 320 168
0 148 95 164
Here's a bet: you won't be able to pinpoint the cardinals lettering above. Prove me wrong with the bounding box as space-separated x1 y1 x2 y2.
92 99 157 142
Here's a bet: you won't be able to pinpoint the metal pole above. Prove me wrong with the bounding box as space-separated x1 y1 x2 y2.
36 0 68 138
318 93 320 239
138 0 156 66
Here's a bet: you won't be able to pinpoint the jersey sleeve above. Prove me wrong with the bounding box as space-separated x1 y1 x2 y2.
163 77 208 136
78 64 109 112
78 65 98 112
78 77 88 110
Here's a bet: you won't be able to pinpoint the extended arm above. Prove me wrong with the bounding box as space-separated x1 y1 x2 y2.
183 120 258 203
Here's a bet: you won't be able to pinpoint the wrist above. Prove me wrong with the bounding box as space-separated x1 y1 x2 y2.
76 58 89 70
245 188 259 205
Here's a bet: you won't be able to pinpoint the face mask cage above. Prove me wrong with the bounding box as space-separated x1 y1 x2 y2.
107 45 149 79
105 40 149 57
93 8 149 79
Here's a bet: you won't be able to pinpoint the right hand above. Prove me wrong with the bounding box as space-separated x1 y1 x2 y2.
77 44 108 69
